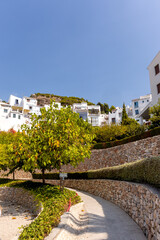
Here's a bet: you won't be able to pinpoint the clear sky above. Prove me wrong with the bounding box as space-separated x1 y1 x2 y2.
0 0 160 107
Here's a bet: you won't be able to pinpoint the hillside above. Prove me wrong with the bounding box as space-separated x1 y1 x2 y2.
30 93 95 106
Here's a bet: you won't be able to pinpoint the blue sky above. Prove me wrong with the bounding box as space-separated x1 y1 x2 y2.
0 0 160 107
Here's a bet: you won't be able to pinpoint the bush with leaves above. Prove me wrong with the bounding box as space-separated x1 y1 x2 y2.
150 99 160 128
8 103 94 184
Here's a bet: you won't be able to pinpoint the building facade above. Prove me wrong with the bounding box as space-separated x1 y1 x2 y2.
72 102 101 126
147 51 160 106
132 94 152 124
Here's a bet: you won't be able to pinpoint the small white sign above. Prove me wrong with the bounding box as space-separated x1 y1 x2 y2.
59 173 68 179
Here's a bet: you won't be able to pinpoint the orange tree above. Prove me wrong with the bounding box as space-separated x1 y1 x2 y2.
0 130 24 179
15 103 94 184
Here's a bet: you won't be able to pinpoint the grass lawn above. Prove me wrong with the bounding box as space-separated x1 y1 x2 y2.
0 179 81 240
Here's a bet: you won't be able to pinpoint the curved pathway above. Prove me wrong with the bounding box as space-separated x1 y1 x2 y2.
62 188 147 240
0 200 34 240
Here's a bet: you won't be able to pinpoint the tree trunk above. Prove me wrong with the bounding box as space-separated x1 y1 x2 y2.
59 161 63 191
13 170 15 180
42 168 45 184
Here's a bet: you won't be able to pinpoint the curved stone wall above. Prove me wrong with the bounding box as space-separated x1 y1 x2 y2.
47 179 160 240
0 135 160 179
0 187 41 215
42 135 160 173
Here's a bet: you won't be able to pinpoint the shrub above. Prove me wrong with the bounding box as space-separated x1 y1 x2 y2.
32 156 160 186
93 126 160 149
0 180 81 240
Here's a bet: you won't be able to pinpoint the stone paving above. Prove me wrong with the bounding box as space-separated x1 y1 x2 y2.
0 200 34 240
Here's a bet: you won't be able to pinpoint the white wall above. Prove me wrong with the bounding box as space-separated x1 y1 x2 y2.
148 51 160 106
9 95 23 107
132 94 152 119
0 114 29 131
109 107 122 124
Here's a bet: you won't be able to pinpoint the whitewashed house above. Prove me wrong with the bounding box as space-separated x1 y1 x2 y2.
137 51 160 124
99 113 109 125
148 51 160 106
0 100 27 131
109 107 122 124
109 106 132 125
132 94 152 124
72 102 101 126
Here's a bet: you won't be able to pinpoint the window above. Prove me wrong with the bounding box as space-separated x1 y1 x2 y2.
142 100 144 103
147 99 149 102
155 64 160 75
135 109 139 115
157 83 160 94
112 118 116 123
13 114 16 118
15 99 19 105
29 106 32 110
18 115 21 119
4 109 8 113
119 113 122 118
27 99 30 102
134 102 138 108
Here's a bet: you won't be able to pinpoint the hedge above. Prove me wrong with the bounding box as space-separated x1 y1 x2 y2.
33 156 160 186
93 126 160 149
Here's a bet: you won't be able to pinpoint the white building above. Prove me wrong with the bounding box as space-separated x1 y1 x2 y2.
0 100 28 131
109 107 122 124
99 113 109 126
0 95 63 131
147 51 160 106
109 106 132 125
72 102 101 126
132 94 152 124
137 51 160 124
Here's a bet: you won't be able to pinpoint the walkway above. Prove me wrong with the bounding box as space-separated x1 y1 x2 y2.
57 188 147 240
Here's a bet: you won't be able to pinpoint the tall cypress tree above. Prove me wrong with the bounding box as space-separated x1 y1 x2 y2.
121 103 128 125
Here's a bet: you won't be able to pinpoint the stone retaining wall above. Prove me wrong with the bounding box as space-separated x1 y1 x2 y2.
0 187 41 215
45 179 160 240
55 135 160 172
0 135 160 179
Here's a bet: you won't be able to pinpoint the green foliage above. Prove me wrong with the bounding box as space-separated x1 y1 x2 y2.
0 131 22 175
32 93 94 106
8 103 94 183
33 156 160 187
109 105 116 113
94 122 145 143
0 180 81 240
150 99 160 128
93 126 160 149
94 124 127 142
97 102 109 114
121 103 128 125
88 156 160 186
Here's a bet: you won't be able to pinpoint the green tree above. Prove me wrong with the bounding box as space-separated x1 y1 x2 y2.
150 99 160 127
0 130 23 179
97 102 104 113
109 105 116 113
103 103 109 114
13 103 94 185
121 103 128 125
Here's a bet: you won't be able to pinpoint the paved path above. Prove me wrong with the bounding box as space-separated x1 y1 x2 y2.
66 189 147 240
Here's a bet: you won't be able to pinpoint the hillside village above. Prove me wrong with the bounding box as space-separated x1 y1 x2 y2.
0 51 160 131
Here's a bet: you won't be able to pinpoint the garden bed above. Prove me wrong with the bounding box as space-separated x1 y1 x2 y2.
0 179 81 240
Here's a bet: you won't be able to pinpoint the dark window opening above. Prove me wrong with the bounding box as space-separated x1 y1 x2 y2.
155 64 160 75
157 83 160 94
